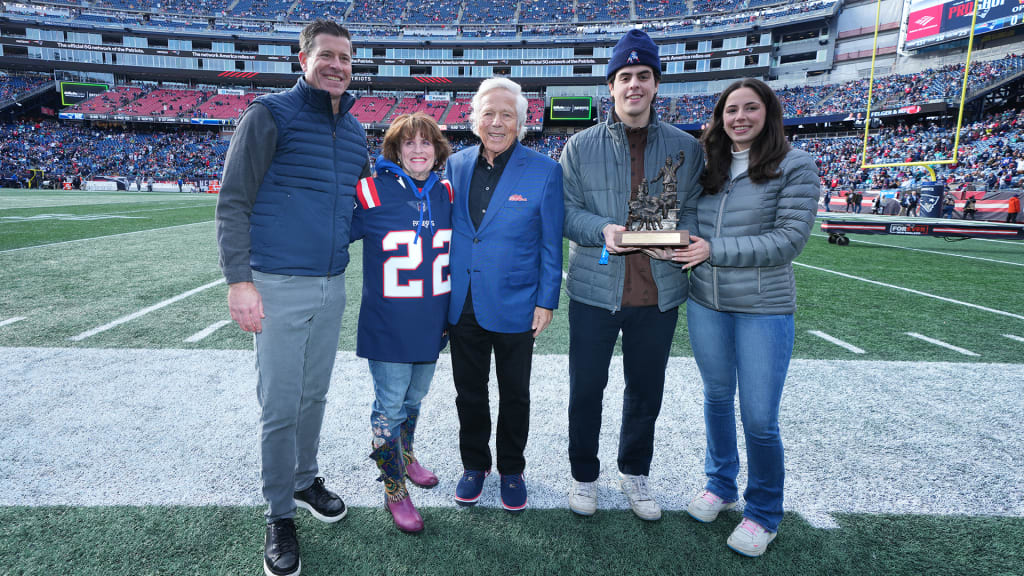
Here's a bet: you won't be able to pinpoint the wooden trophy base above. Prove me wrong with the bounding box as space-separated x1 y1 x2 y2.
615 228 689 247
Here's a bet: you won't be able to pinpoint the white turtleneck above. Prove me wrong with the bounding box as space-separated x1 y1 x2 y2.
730 147 750 180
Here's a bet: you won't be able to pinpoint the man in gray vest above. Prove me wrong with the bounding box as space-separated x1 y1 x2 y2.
215 19 370 576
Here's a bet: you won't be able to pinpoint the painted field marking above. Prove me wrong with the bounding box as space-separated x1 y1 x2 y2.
1004 334 1024 343
184 320 232 343
807 330 865 354
0 205 208 223
70 279 226 342
794 262 1024 321
0 221 212 254
975 238 1024 245
905 332 980 356
0 316 26 328
810 233 1024 267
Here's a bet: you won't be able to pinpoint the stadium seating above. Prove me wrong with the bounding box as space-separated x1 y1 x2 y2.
518 0 575 22
0 75 51 102
575 0 630 22
192 92 260 120
461 0 518 24
229 0 296 20
120 88 208 118
350 95 398 123
384 97 449 123
348 0 406 23
291 0 353 22
402 0 460 24
443 98 472 124
67 86 145 114
634 0 690 19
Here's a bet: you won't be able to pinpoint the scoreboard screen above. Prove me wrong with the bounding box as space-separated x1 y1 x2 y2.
60 82 109 106
549 96 593 121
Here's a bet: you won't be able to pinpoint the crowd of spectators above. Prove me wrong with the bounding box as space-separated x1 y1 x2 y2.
5 105 1024 193
634 0 688 19
0 75 51 102
229 0 296 20
576 0 631 22
348 0 406 23
402 0 460 24
0 120 226 184
518 0 575 22
461 0 518 24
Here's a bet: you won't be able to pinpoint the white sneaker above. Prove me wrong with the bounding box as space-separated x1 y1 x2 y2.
568 479 598 516
686 489 736 523
727 518 777 557
618 473 661 521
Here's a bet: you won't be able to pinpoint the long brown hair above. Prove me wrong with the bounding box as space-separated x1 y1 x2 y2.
699 78 789 195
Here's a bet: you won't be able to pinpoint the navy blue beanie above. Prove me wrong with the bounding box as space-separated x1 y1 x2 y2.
606 29 661 81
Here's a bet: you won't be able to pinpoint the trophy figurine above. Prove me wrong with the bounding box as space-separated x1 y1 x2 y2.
614 152 689 247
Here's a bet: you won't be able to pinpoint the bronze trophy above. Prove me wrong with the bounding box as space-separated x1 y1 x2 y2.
614 151 689 247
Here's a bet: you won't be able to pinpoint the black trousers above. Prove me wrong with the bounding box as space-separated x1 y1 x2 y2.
449 310 534 475
568 300 678 482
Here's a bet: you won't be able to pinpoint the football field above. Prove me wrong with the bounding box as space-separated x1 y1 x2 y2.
1 189 1022 575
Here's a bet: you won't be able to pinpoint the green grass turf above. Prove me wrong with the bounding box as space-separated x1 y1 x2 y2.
1 507 1020 575
1 190 1022 361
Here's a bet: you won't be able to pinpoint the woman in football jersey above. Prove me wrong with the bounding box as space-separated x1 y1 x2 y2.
350 112 453 533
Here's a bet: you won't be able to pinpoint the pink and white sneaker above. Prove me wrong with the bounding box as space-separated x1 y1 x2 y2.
727 518 777 557
686 490 736 523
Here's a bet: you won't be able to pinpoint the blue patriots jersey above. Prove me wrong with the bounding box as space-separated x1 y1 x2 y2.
351 162 454 363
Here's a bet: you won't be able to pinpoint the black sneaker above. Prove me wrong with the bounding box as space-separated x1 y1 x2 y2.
264 518 300 576
294 476 347 523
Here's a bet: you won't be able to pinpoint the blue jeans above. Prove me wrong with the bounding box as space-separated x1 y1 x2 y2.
686 299 794 532
253 270 346 523
368 360 436 439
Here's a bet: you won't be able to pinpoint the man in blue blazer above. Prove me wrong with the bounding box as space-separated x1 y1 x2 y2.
444 77 564 514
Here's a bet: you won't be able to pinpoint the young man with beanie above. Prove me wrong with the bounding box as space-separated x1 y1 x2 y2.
560 29 704 520
216 19 369 576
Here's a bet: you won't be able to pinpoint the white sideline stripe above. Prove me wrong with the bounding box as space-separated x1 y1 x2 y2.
0 316 26 327
905 332 980 356
807 330 865 354
184 320 232 343
70 279 226 341
794 262 1024 321
975 238 1024 245
1003 334 1024 343
0 221 212 254
810 233 1024 267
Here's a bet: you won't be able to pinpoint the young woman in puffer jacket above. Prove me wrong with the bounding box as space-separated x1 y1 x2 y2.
671 78 820 557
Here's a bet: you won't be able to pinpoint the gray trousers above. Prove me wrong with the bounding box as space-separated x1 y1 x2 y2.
252 270 346 523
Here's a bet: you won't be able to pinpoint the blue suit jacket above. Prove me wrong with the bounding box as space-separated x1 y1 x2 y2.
445 142 564 333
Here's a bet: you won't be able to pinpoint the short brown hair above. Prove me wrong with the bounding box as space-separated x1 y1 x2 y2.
381 112 452 171
299 20 350 55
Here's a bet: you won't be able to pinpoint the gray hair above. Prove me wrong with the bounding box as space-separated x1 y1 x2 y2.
469 77 529 141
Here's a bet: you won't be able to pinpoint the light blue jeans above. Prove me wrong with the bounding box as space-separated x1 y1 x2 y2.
369 360 436 440
253 270 346 523
686 299 794 532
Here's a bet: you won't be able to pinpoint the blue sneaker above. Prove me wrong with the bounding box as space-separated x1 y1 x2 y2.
500 473 527 514
454 469 489 506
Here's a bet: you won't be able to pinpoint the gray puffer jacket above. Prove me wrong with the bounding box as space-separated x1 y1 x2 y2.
689 148 819 314
561 112 704 312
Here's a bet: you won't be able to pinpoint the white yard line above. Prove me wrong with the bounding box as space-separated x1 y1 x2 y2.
810 233 1024 267
70 279 226 341
807 330 865 354
0 221 212 254
184 320 232 343
1003 334 1024 343
0 316 26 328
794 262 1024 321
974 238 1024 245
905 332 980 356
